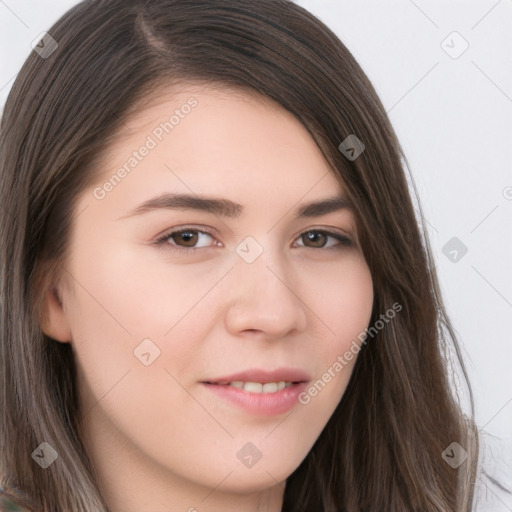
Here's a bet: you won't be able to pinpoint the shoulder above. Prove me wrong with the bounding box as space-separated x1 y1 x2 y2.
472 430 512 511
0 486 34 511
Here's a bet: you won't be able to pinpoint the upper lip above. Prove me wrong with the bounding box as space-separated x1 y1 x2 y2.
203 368 311 384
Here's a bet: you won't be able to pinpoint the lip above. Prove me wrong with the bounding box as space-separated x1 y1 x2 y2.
201 368 311 416
202 381 309 416
203 367 311 385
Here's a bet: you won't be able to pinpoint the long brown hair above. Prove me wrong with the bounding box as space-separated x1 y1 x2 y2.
0 1 480 510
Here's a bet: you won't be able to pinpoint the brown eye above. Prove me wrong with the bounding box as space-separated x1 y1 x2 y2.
171 230 199 247
301 231 328 248
155 228 217 251
296 230 353 250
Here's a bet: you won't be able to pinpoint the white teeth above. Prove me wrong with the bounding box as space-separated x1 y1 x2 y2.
227 380 293 393
244 382 263 393
262 382 278 393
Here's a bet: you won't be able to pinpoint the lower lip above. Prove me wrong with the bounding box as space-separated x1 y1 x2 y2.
202 382 308 416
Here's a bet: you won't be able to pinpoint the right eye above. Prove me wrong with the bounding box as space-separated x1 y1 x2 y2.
154 227 220 253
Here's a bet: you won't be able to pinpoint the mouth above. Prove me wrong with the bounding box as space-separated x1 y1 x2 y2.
203 380 302 393
201 368 310 416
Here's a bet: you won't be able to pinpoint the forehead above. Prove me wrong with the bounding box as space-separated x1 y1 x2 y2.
82 82 347 217
105 81 332 171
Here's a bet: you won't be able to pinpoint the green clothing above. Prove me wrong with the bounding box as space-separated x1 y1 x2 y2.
0 488 34 511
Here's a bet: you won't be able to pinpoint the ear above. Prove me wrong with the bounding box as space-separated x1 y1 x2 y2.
39 283 72 343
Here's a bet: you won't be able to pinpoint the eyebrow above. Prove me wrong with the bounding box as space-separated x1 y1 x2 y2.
118 193 351 220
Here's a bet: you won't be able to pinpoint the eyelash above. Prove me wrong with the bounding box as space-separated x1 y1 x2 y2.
154 226 353 253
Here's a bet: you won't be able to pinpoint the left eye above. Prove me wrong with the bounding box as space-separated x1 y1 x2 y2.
294 230 352 249
155 228 352 252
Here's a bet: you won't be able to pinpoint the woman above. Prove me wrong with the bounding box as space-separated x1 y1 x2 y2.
1 0 508 510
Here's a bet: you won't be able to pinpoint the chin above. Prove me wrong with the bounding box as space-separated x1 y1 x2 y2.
220 458 301 494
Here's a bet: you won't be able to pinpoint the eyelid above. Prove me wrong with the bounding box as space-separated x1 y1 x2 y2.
153 225 219 249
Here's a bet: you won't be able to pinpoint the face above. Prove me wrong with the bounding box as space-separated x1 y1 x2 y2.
41 84 373 507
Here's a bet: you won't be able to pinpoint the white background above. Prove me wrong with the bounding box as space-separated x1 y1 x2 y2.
1 0 511 448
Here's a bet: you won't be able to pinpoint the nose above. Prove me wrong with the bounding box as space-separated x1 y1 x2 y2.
224 246 308 340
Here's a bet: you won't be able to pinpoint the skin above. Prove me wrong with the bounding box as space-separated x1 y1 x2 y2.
40 83 374 512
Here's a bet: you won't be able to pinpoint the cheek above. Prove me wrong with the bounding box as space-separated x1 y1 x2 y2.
299 255 373 403
310 254 374 349
65 238 228 340
63 241 232 424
